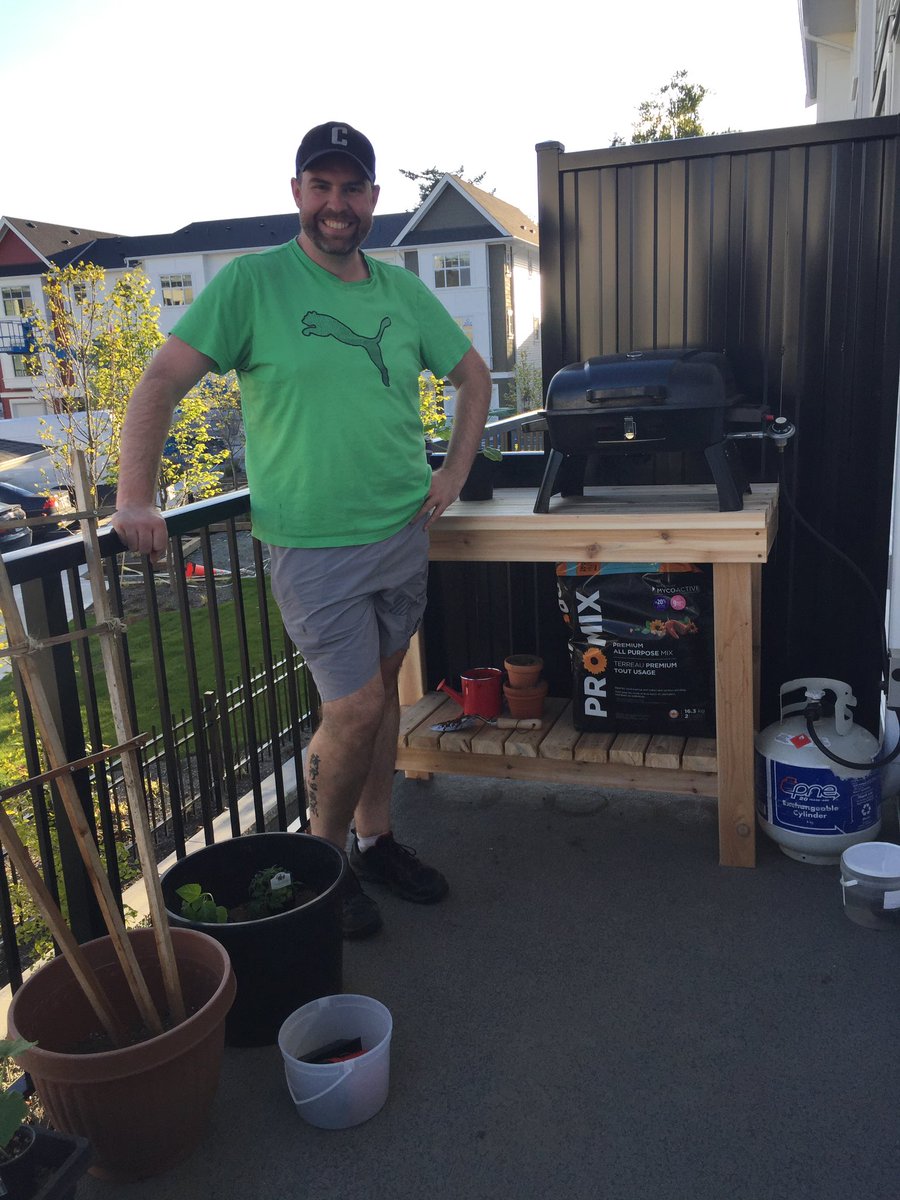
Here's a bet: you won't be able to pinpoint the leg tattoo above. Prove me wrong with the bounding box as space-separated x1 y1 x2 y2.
307 751 320 818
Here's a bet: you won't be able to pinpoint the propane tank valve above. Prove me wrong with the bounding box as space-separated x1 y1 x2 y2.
726 413 796 449
767 415 796 452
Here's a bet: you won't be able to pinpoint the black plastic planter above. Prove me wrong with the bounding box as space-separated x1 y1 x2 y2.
459 454 495 501
161 832 345 1047
0 1125 91 1200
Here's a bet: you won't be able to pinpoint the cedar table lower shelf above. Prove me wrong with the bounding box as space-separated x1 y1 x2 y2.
397 692 719 797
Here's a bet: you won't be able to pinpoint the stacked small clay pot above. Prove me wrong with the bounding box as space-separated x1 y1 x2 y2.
502 654 547 719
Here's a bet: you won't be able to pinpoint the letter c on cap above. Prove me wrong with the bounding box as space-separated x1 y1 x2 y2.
331 126 349 147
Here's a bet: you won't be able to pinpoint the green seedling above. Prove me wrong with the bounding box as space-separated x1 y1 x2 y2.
0 1037 37 1160
246 866 294 919
176 883 227 924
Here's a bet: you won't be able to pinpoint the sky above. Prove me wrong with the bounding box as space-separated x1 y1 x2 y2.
2 0 816 235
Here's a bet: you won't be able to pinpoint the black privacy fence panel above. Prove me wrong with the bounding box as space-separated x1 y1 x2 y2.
533 117 900 733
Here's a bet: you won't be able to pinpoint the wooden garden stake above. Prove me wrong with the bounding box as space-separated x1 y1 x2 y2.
0 557 163 1036
0 804 127 1047
73 453 186 1025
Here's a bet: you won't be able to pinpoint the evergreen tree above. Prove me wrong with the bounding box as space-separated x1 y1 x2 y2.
399 166 488 206
611 70 731 146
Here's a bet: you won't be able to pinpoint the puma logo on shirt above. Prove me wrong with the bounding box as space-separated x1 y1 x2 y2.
301 311 392 387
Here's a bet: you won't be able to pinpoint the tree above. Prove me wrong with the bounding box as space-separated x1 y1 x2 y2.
513 350 543 413
610 70 729 146
26 262 228 506
419 371 449 441
399 165 488 207
198 371 245 489
27 263 164 500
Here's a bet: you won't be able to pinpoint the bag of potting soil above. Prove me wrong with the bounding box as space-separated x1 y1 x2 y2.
556 562 715 737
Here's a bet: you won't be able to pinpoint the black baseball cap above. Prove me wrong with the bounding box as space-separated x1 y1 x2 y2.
295 122 376 182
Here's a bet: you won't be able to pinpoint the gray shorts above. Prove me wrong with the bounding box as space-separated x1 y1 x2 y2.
268 518 429 702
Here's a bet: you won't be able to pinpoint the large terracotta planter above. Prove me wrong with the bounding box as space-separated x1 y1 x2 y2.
161 832 345 1047
7 927 236 1183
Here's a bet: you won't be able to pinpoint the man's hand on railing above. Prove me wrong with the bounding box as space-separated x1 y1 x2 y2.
110 504 169 563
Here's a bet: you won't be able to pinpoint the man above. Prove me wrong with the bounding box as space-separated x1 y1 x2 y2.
112 121 492 939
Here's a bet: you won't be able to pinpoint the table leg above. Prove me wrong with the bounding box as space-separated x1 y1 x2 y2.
713 562 757 866
398 630 431 780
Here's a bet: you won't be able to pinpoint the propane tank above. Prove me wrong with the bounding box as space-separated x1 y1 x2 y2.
755 678 882 864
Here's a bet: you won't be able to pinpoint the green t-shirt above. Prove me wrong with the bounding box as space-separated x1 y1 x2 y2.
171 239 472 547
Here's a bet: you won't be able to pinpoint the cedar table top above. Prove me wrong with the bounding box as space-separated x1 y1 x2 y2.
428 483 778 565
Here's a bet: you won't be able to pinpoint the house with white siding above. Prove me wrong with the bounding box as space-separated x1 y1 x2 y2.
799 0 900 119
0 176 540 420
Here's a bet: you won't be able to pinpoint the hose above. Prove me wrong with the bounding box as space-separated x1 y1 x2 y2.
804 700 900 770
777 455 897 770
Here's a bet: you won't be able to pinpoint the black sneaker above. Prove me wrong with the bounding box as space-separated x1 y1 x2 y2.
341 866 382 940
349 834 449 904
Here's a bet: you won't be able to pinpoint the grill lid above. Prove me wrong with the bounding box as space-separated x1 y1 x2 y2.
546 349 742 413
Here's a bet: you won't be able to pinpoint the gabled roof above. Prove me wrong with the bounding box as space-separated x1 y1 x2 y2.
392 176 538 248
1 216 120 268
453 178 538 245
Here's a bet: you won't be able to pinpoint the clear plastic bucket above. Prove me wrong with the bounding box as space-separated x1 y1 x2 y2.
277 994 392 1129
839 841 900 929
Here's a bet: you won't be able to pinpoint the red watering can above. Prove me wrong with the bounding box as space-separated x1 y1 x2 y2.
437 668 503 720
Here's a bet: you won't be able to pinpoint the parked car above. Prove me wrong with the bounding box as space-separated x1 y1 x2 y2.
0 480 75 543
0 502 31 554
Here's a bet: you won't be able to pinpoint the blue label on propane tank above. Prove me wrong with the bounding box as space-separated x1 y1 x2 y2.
756 754 880 834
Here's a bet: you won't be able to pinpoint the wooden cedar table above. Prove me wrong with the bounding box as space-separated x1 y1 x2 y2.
396 483 779 868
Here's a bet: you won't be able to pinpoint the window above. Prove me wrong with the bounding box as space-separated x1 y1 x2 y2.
11 354 29 378
160 274 194 306
434 252 470 289
2 286 33 317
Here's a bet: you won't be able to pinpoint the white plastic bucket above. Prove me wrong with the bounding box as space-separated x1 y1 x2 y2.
839 841 900 929
277 994 392 1129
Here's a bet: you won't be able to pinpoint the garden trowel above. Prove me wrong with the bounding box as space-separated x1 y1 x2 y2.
430 714 542 733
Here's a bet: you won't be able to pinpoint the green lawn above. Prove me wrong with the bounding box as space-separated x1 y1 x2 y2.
119 575 292 727
0 575 296 782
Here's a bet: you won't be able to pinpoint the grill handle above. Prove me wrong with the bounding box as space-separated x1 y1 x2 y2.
586 386 665 406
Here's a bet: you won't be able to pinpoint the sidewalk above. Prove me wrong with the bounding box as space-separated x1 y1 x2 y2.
78 772 900 1200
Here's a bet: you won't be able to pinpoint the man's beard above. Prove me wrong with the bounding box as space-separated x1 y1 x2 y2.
301 214 365 258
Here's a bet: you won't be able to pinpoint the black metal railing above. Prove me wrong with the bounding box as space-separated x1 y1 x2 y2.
483 410 545 455
0 489 315 990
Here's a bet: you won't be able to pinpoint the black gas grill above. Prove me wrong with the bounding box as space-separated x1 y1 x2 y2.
531 348 752 513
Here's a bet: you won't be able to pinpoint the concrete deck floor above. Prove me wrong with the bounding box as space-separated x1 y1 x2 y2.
79 774 900 1200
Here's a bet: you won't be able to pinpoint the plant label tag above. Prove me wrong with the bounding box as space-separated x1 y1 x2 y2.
270 871 291 892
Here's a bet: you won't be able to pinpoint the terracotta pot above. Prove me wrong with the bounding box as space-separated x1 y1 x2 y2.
7 927 236 1183
504 654 543 689
503 678 549 719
